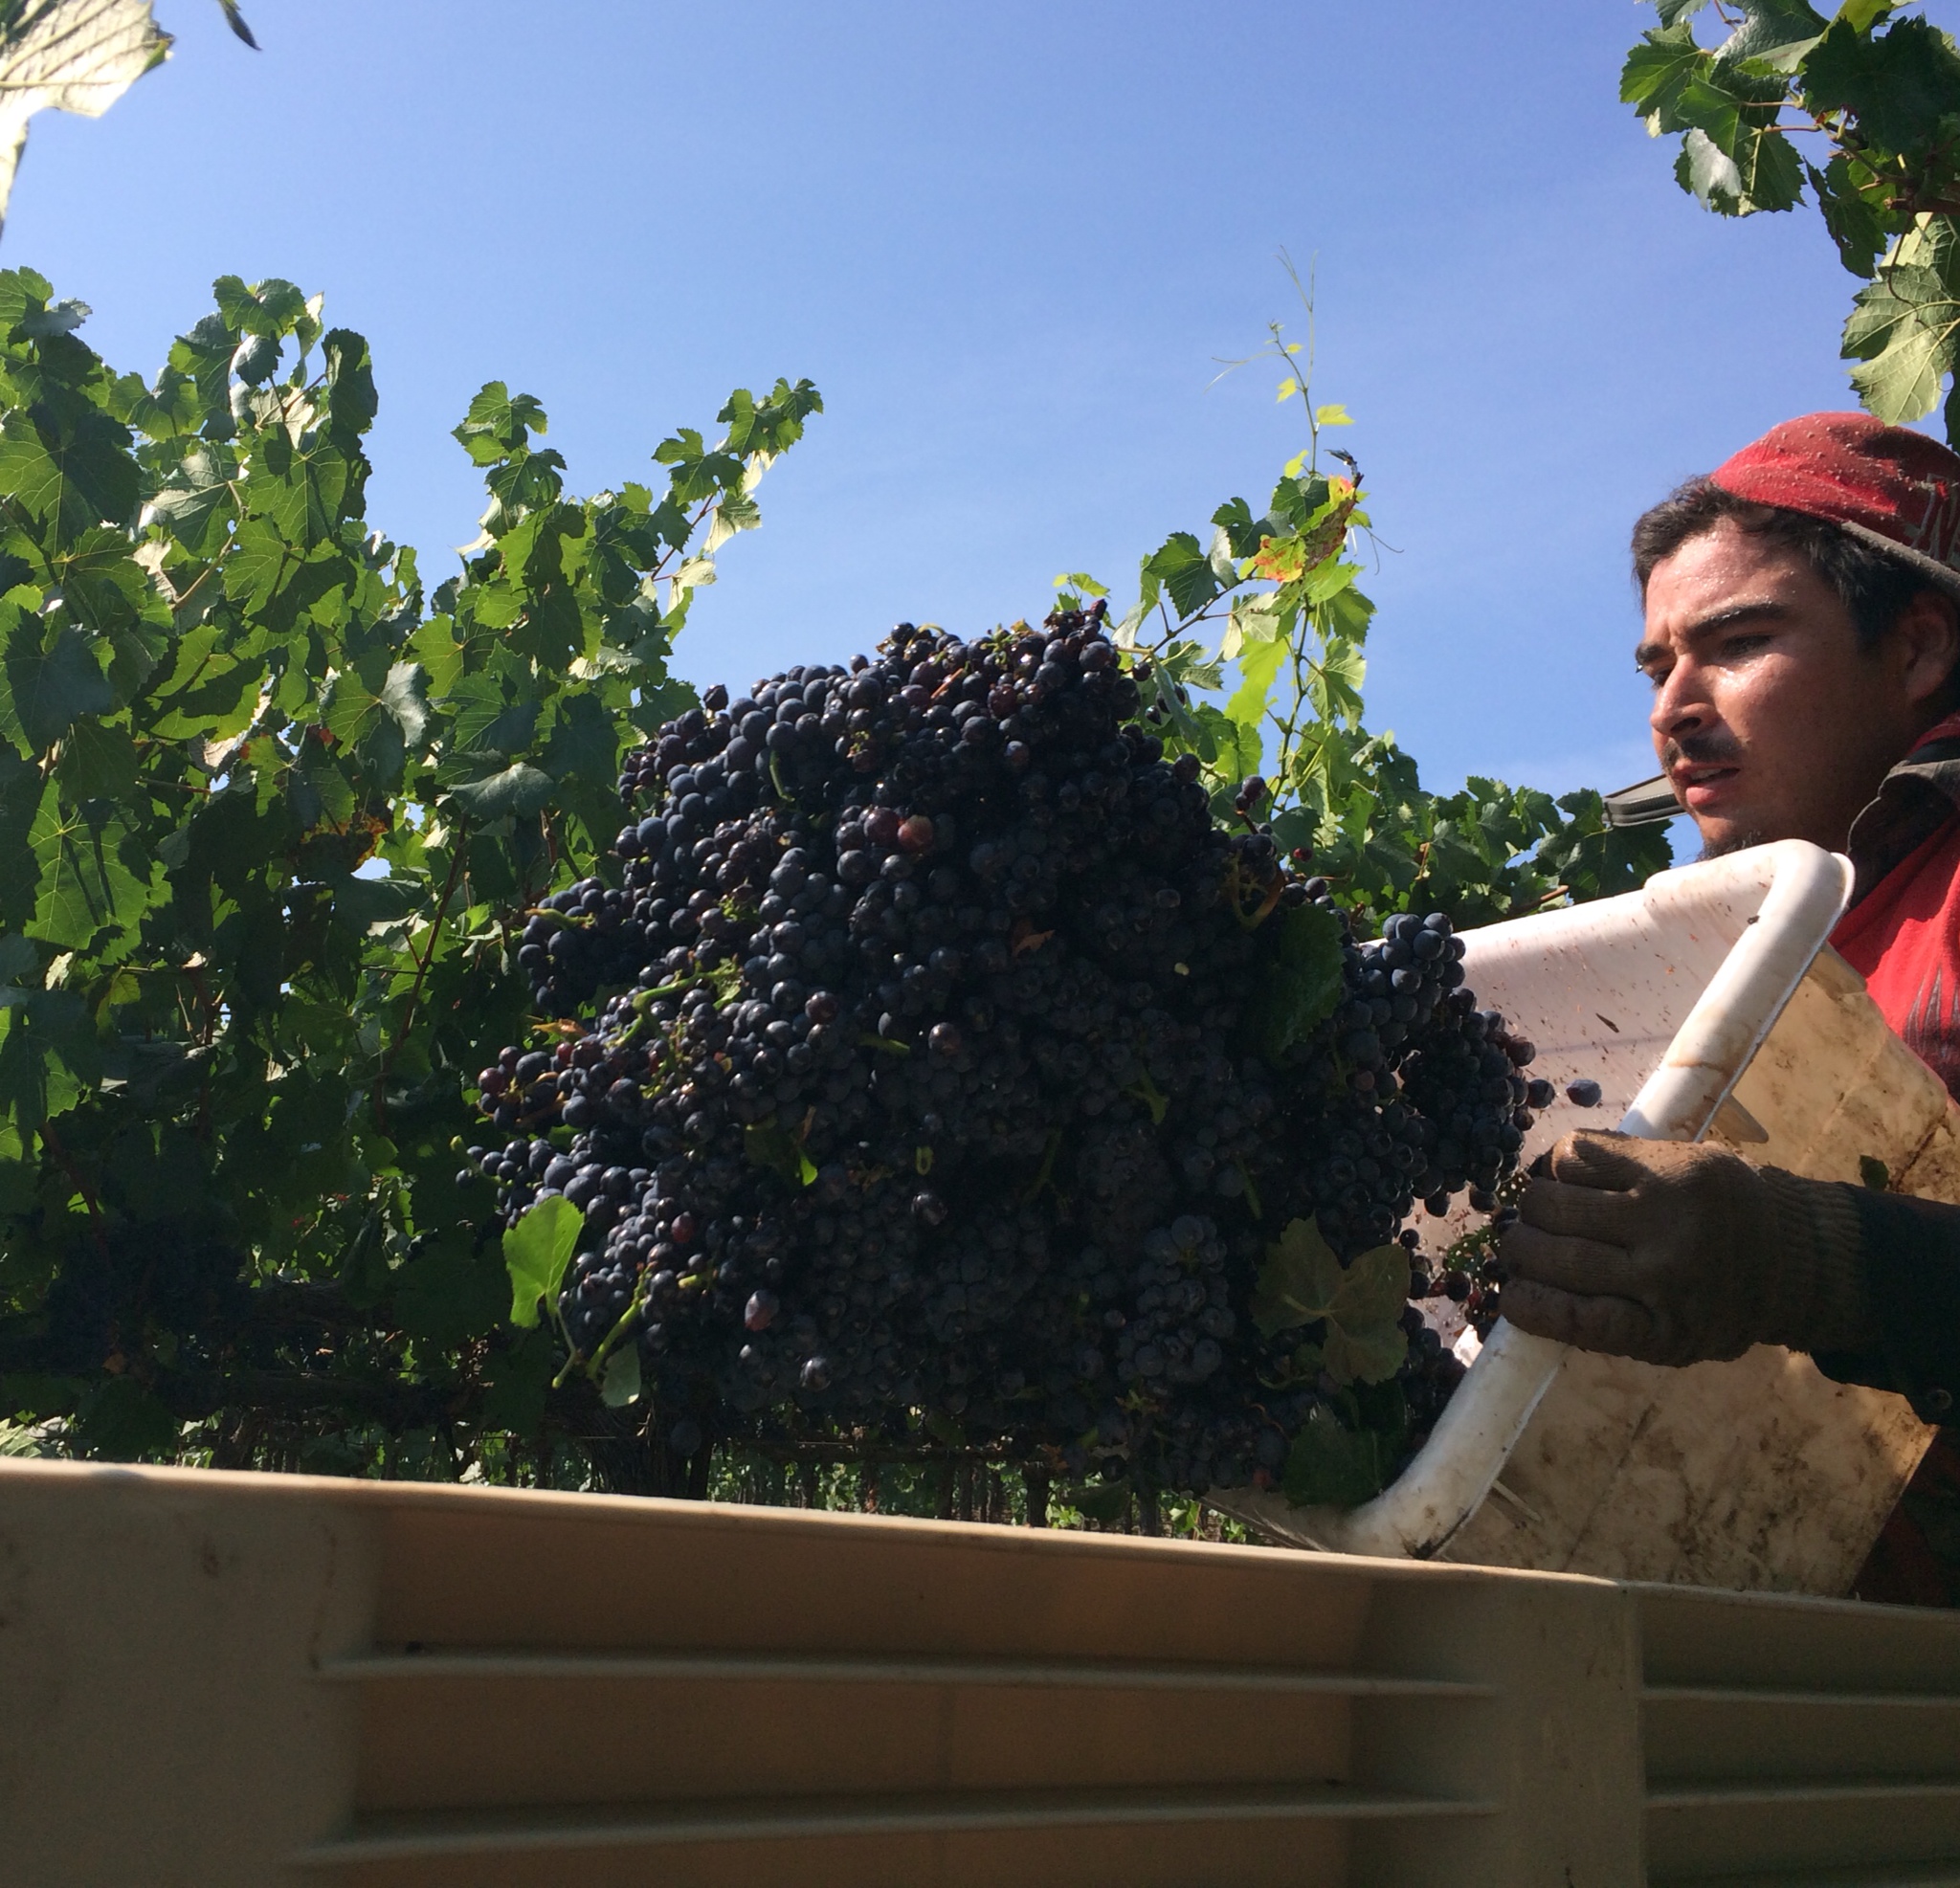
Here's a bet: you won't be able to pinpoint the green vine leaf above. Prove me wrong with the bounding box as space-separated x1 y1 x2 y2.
1064 1480 1131 1522
0 0 173 230
1843 226 1960 424
502 1194 584 1330
1622 2 1960 430
599 1344 642 1408
1242 901 1345 1058
1281 1403 1397 1508
1251 1218 1408 1387
28 800 150 950
0 615 112 752
1717 0 1827 73
444 760 556 820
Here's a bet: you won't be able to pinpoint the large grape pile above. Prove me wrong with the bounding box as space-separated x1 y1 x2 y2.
468 610 1539 1499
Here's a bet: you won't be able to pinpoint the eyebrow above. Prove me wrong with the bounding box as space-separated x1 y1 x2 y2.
1635 599 1793 671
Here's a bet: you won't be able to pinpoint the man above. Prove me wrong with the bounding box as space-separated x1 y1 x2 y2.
1500 412 1960 1605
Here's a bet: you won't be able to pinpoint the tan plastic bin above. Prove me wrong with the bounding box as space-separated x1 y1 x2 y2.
1223 841 1951 1594
6 1457 1960 1886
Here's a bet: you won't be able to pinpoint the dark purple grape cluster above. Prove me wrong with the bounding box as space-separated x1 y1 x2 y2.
463 611 1532 1498
1398 1001 1539 1215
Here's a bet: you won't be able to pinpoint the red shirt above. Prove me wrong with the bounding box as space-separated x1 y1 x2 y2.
1833 811 1960 1096
1827 722 1960 1608
1825 714 1960 1609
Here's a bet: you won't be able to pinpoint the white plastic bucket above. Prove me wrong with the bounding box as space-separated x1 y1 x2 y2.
1220 840 1949 1595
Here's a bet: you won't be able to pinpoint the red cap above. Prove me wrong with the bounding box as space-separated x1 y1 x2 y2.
1712 411 1960 601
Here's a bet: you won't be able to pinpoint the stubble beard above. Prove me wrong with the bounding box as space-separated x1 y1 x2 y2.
1698 826 1767 861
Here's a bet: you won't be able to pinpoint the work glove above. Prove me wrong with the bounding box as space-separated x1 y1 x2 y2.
1498 1130 1876 1367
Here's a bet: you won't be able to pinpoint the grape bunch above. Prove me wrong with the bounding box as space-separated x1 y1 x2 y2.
465 609 1538 1499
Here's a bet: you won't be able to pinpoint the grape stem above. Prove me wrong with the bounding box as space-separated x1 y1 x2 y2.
1022 1129 1064 1205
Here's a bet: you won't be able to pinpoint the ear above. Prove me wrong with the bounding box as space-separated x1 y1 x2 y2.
1893 588 1960 710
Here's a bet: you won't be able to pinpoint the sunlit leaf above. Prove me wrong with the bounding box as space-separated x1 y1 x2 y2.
502 1195 583 1330
443 760 554 820
29 798 150 949
0 0 171 229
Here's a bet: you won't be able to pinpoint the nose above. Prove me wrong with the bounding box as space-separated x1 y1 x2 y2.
1648 654 1711 748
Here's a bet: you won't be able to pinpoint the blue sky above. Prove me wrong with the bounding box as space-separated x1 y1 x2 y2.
9 1 1942 804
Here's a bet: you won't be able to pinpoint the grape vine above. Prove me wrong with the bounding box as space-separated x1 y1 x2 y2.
0 266 1668 1519
1621 2 1960 439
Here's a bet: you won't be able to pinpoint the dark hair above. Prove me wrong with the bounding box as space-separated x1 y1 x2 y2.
1631 475 1932 652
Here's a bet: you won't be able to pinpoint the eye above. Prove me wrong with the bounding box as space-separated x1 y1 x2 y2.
1719 632 1771 661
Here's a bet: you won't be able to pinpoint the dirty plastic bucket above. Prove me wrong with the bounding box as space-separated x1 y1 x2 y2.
1219 839 1949 1595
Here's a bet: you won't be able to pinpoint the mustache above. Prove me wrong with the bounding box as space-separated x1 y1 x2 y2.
1661 728 1743 771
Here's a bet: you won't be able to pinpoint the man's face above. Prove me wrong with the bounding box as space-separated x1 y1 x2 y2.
1638 519 1928 855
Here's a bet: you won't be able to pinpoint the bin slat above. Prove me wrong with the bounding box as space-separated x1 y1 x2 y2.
325 1649 1491 1696
1650 1867 1960 1888
1643 1685 1960 1786
1646 1778 1960 1877
295 1779 1496 1866
1646 1684 1960 1708
1650 1780 1960 1808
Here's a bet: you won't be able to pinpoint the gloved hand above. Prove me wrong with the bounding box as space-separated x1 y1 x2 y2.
1498 1130 1877 1366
